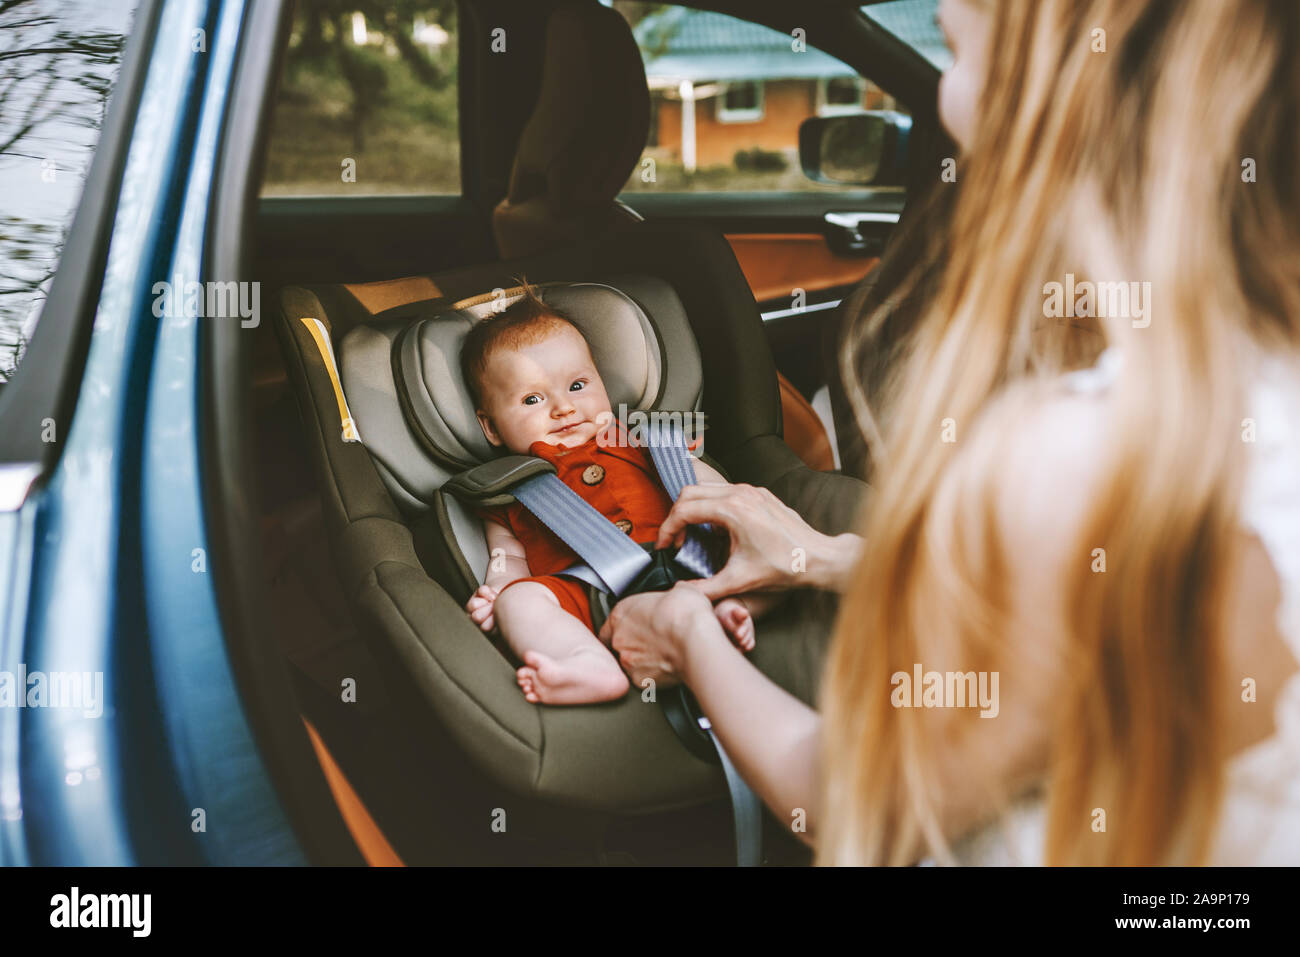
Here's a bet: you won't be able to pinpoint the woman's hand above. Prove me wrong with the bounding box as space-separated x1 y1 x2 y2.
598 582 721 688
601 579 825 839
655 482 861 599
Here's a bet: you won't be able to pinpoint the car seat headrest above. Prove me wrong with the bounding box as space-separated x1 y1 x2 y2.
338 276 703 514
394 282 666 471
335 274 702 514
492 1 649 259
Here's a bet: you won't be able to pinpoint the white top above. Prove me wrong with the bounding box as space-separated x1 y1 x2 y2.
949 348 1300 865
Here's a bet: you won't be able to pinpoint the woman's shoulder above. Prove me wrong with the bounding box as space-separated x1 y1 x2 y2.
951 366 1116 578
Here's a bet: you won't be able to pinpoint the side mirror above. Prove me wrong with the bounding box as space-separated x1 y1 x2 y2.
799 111 912 187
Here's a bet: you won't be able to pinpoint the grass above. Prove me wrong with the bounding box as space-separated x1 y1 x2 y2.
261 43 461 196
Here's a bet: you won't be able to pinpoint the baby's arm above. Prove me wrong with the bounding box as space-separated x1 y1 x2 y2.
692 457 728 486
466 518 532 633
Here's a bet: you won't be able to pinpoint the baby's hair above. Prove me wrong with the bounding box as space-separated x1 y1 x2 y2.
460 279 585 407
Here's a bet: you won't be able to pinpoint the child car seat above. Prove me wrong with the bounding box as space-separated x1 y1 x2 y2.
273 223 867 830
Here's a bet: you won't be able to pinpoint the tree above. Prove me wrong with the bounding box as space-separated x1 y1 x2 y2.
286 0 457 154
0 0 126 381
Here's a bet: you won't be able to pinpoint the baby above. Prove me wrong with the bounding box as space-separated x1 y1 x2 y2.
460 285 763 704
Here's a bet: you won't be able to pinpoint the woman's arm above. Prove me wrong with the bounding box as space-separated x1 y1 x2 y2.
602 584 824 844
603 478 866 844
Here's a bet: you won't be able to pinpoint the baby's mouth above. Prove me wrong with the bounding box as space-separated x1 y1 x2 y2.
552 421 586 436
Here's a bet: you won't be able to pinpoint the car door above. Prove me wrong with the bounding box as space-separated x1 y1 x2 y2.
0 0 366 866
0 0 157 864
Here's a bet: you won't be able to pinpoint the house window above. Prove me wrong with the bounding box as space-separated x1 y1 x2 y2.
716 80 764 123
817 76 867 116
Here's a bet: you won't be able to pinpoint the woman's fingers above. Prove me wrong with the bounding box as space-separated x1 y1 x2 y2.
680 564 748 602
602 586 713 686
655 485 746 547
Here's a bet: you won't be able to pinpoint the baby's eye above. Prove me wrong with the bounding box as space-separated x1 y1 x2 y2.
569 379 586 392
523 394 541 406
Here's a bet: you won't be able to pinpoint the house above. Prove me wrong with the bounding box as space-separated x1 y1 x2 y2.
633 7 897 171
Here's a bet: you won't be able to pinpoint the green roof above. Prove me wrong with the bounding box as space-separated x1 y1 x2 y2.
634 8 857 82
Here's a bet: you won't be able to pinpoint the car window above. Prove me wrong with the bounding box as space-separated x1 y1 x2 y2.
0 0 139 384
260 0 460 197
615 3 905 193
861 0 952 70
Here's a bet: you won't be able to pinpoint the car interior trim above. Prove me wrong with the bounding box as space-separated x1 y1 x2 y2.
299 317 362 444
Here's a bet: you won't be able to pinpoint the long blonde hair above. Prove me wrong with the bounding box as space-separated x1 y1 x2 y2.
819 0 1300 865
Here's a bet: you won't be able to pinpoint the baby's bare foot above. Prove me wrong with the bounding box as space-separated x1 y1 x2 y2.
516 649 629 704
714 598 756 651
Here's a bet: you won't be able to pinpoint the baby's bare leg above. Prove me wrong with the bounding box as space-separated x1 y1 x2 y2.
729 592 784 619
712 593 783 652
494 582 629 704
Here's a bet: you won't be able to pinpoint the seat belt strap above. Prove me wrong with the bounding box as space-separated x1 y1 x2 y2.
644 418 763 867
511 472 652 595
700 712 763 867
644 416 721 578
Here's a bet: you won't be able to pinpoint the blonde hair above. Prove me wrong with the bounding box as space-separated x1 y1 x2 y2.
819 0 1300 865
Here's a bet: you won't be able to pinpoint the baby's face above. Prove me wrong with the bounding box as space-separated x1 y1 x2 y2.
475 322 613 453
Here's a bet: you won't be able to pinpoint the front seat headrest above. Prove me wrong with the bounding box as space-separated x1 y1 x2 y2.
339 277 703 512
493 2 650 259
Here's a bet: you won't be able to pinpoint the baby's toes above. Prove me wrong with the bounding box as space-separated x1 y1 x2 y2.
714 599 742 629
516 667 539 702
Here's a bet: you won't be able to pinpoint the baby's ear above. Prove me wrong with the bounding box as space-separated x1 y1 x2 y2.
477 409 503 447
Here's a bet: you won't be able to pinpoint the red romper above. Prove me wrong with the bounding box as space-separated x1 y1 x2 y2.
474 434 677 630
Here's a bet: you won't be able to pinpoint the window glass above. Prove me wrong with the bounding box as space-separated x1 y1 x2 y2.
0 0 139 382
614 2 904 193
719 81 763 123
861 0 952 70
260 0 459 196
822 76 867 115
